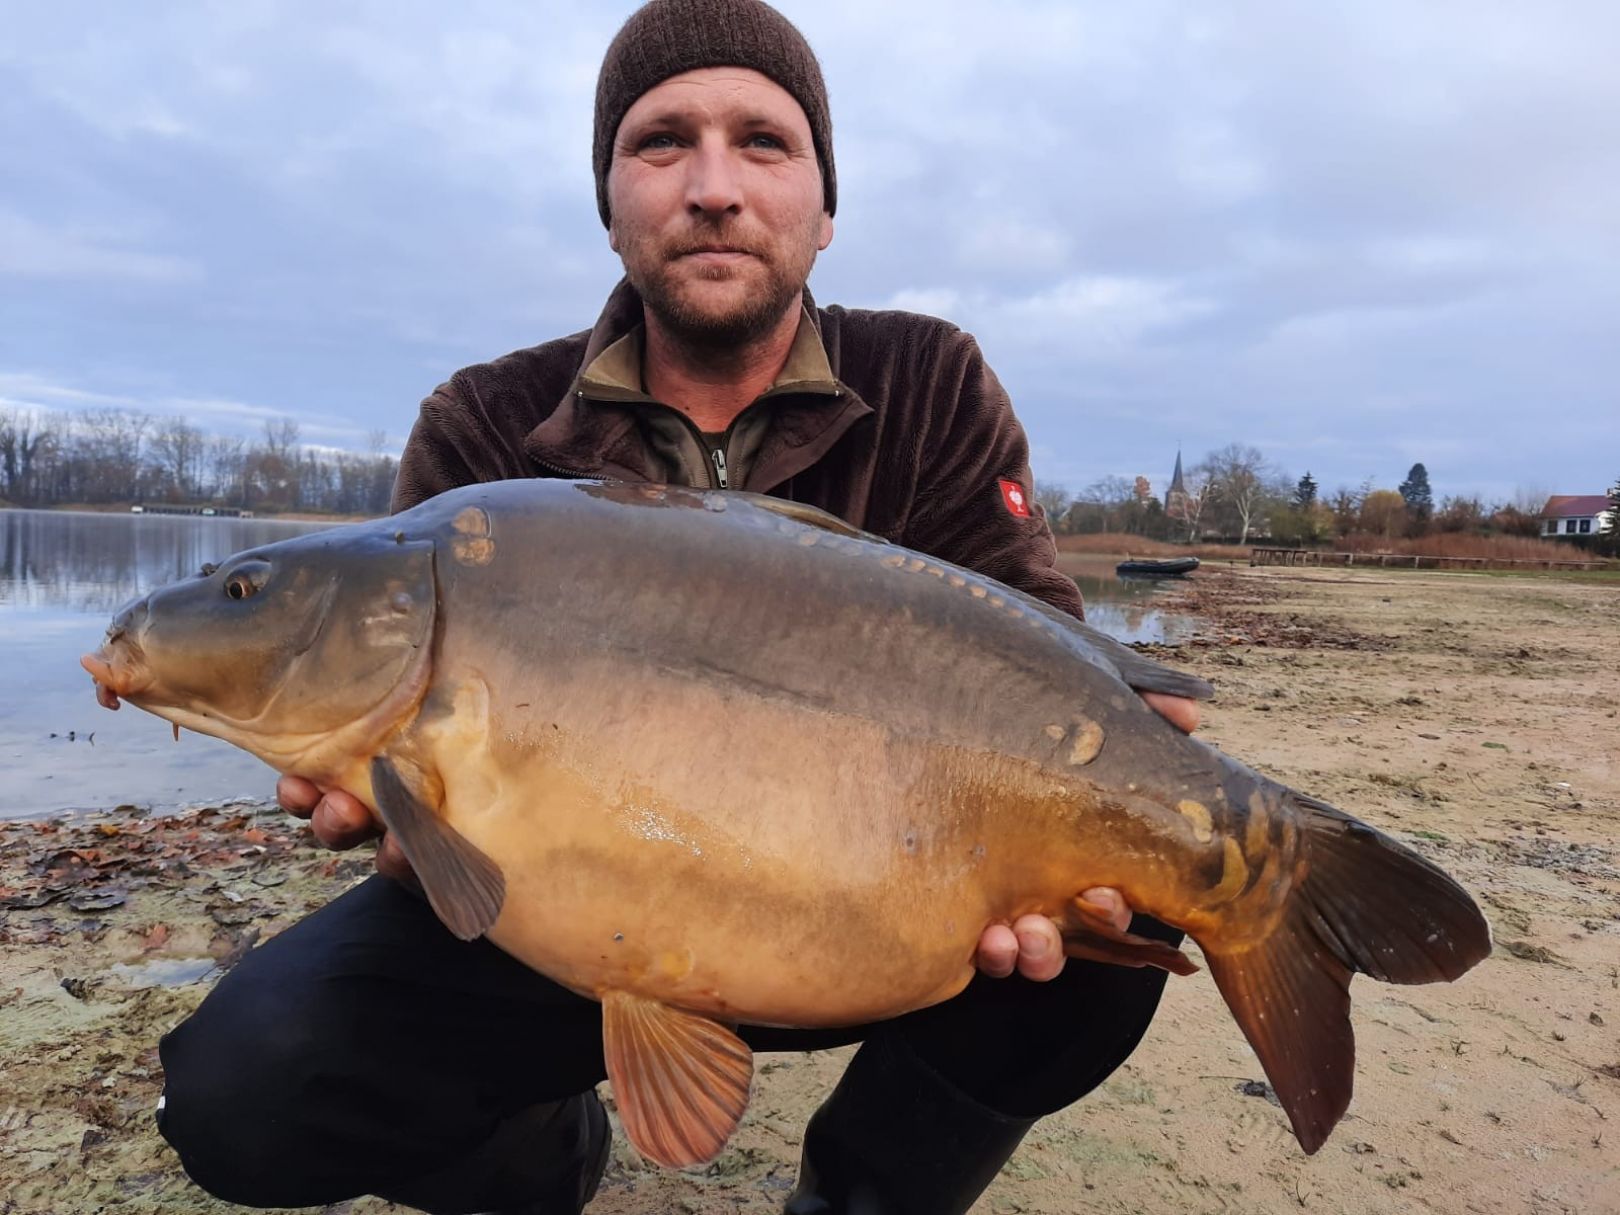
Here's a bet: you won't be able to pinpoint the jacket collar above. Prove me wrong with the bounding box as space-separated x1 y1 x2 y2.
523 277 872 489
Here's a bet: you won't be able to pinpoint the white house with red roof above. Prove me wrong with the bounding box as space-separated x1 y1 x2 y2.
1539 494 1615 539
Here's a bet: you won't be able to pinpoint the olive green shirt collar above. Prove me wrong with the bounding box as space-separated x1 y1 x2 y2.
575 304 841 405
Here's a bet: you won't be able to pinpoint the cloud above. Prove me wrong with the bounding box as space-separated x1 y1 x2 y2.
0 0 1615 504
0 373 140 409
878 275 1213 357
0 372 383 449
0 211 201 283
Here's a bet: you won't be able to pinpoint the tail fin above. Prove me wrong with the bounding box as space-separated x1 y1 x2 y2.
1202 792 1491 1154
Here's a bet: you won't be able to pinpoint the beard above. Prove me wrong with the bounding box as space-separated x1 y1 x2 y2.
620 221 818 357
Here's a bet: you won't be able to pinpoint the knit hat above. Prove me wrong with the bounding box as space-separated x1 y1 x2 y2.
593 0 836 227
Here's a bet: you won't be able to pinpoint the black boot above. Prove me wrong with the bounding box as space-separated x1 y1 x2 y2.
784 1035 1035 1215
482 1091 610 1214
381 1091 611 1215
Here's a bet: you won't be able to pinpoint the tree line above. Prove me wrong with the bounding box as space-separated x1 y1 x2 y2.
1037 443 1620 554
0 407 397 516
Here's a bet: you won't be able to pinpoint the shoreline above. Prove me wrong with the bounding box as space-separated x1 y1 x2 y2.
1 503 372 524
2 566 1615 1213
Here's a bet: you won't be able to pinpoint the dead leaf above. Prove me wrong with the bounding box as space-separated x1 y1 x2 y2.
68 888 127 912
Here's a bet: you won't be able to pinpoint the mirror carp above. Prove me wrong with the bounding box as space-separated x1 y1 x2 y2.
83 478 1491 1169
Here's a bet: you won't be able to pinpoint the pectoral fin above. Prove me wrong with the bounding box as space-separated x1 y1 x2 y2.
601 991 754 1168
369 755 504 941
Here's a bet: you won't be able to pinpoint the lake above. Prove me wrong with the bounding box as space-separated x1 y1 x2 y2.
2 510 333 820
1 510 1194 821
1063 557 1201 647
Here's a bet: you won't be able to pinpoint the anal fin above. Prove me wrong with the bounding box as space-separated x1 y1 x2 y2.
369 755 504 941
1061 897 1200 976
1204 923 1354 1155
601 991 754 1169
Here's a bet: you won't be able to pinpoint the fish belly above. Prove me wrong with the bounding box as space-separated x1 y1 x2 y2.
427 665 1105 1029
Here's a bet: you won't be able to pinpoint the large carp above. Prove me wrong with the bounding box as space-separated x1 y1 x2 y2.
83 479 1489 1168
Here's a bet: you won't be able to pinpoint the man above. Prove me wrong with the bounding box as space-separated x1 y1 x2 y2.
156 2 1200 1212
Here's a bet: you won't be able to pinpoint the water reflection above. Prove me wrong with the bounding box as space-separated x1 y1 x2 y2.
2 510 333 820
1 509 326 613
1067 561 1197 645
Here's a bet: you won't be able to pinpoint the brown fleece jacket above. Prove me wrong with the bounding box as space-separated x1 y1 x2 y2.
393 278 1085 621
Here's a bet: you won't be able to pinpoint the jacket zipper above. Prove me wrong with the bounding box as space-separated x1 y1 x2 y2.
562 383 840 491
531 454 588 479
659 407 734 491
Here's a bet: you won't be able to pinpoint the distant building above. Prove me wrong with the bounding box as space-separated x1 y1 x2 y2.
1539 494 1614 539
1164 450 1190 521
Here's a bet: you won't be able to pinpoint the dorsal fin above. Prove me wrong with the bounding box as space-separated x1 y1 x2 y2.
601 991 754 1168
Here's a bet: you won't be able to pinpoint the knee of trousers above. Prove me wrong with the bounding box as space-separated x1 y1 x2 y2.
157 971 353 1207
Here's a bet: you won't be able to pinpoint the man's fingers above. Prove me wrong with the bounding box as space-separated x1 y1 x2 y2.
276 775 322 818
1140 691 1200 734
1079 887 1133 933
310 790 379 850
1012 914 1065 982
975 922 1018 979
375 834 421 892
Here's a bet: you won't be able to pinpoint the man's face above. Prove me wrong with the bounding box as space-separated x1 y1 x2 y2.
608 67 834 350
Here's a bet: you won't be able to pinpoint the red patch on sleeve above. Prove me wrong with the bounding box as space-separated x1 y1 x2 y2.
999 479 1031 518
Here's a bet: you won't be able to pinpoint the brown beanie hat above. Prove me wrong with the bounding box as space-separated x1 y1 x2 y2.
593 0 836 227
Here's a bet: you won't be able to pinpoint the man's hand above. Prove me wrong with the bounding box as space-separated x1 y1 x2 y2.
1140 690 1201 735
972 690 1199 980
276 776 418 888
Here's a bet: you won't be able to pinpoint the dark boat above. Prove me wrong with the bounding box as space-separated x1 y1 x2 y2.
1116 556 1200 578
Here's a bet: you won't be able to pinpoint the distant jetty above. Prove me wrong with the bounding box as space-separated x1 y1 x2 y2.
129 504 255 518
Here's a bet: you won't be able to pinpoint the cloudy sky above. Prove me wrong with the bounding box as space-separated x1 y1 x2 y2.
3 0 1616 505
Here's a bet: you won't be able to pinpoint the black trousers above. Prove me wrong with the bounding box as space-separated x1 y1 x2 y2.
158 875 1180 1212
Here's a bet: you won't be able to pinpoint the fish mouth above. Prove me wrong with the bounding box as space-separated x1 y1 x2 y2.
83 600 156 709
82 631 156 709
82 649 155 709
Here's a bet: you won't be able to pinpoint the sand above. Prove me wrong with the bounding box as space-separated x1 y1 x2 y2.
1 565 1616 1214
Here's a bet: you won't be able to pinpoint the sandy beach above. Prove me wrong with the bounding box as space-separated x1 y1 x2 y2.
2 565 1616 1214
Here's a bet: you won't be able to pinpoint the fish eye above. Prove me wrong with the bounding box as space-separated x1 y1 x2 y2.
222 559 271 601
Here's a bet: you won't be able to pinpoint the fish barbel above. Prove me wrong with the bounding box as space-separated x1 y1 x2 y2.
82 479 1490 1168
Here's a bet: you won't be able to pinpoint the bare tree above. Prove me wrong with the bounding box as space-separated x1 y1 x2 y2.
1198 443 1286 543
205 434 247 504
262 418 302 461
149 416 206 501
1172 465 1210 542
1434 495 1485 533
0 408 55 502
77 408 152 502
1327 485 1363 538
1033 479 1073 531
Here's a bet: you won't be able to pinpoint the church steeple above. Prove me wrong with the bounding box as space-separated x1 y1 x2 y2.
1165 449 1189 520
